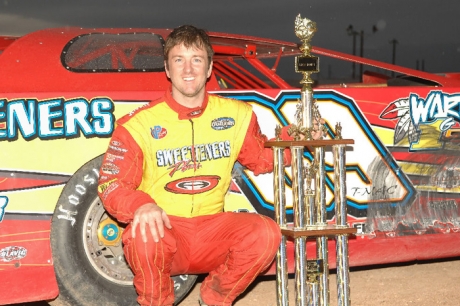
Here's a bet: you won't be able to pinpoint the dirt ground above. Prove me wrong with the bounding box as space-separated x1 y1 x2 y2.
21 257 460 306
178 257 460 306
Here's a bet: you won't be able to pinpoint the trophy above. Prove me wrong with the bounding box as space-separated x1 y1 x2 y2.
265 15 356 306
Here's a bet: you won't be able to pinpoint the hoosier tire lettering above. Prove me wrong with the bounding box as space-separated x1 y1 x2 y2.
50 155 197 305
56 165 99 226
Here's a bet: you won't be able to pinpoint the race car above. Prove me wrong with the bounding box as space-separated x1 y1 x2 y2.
1 26 460 305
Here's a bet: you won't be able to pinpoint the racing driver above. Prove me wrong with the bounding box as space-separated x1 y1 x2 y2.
98 25 302 306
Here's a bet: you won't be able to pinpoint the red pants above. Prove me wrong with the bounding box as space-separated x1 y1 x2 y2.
123 212 281 306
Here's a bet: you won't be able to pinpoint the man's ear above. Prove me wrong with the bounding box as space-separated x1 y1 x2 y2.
207 61 213 78
164 60 170 78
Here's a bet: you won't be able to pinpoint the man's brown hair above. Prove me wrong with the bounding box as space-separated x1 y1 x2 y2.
164 25 214 67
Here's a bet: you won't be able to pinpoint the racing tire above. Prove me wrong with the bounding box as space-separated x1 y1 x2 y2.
50 155 197 306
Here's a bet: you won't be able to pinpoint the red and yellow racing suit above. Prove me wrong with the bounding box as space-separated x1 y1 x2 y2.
98 90 290 305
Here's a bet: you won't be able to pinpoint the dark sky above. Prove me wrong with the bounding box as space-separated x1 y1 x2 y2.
1 0 459 78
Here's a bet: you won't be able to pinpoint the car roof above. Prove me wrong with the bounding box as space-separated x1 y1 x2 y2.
0 27 301 93
1 27 459 93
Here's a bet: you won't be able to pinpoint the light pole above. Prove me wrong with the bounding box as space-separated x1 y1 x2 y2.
346 25 378 81
346 25 358 79
389 39 398 77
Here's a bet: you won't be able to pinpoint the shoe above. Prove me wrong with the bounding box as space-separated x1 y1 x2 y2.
198 296 208 306
199 296 230 306
199 296 221 306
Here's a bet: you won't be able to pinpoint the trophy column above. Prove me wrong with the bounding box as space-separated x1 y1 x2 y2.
265 15 357 306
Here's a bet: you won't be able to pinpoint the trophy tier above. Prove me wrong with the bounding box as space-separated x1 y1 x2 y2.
281 224 357 238
265 139 354 148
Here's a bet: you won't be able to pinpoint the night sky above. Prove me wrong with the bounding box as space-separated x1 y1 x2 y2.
1 0 459 79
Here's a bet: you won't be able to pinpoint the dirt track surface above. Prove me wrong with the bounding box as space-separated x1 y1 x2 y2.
178 258 460 306
22 257 460 306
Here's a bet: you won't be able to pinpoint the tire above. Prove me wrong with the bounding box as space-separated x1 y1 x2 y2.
231 162 288 221
50 155 197 306
364 156 398 234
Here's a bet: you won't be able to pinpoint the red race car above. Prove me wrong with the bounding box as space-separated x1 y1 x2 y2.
1 26 459 305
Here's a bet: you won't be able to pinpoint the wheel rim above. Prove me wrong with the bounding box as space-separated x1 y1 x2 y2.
82 196 134 285
81 194 197 294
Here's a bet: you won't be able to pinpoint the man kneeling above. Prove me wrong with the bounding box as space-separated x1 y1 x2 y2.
98 25 288 305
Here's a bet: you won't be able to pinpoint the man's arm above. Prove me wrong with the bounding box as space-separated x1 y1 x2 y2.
237 112 325 175
236 112 292 175
98 126 171 242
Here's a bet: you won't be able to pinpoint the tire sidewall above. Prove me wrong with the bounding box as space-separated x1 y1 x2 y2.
51 155 138 306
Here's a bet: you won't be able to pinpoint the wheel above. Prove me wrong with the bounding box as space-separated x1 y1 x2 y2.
365 155 406 235
50 155 197 306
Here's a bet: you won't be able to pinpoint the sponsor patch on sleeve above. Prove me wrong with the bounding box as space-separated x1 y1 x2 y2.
101 162 120 175
98 178 118 194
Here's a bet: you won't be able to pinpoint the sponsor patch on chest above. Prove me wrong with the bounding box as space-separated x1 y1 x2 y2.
164 175 221 194
211 117 235 130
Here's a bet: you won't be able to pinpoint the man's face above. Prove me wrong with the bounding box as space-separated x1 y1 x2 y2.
165 43 212 106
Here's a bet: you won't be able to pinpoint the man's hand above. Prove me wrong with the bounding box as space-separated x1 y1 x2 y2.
311 118 326 140
131 203 172 243
295 118 325 140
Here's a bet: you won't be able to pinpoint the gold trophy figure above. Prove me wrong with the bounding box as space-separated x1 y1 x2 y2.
265 15 356 306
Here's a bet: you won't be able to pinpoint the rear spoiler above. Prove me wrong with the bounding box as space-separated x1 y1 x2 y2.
312 46 460 87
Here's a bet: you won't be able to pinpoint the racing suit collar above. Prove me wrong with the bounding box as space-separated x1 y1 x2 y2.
165 88 209 120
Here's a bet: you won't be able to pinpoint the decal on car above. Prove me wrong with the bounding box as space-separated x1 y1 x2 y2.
381 91 460 150
0 97 115 141
0 171 70 193
0 246 27 262
0 196 7 222
219 90 416 220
